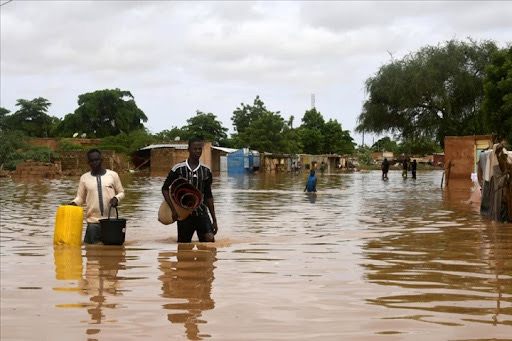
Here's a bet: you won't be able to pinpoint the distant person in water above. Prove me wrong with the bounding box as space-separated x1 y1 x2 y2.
304 169 317 193
402 158 408 178
411 159 417 179
381 158 389 180
69 149 125 244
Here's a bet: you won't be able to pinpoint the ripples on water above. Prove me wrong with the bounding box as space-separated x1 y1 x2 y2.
0 170 511 340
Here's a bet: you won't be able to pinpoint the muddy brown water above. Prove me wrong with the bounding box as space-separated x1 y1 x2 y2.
1 171 511 340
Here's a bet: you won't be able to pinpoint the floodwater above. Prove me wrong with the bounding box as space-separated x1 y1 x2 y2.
1 170 511 340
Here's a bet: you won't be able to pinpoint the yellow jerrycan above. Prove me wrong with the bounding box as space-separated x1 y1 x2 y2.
53 205 84 246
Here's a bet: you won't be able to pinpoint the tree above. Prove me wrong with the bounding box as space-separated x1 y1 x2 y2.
237 111 297 153
2 98 60 137
231 96 270 134
356 39 499 147
0 107 10 132
371 136 398 153
153 126 188 142
357 145 373 166
482 46 512 144
299 108 355 155
54 89 148 138
397 137 443 155
298 108 325 154
322 119 356 155
100 129 155 154
183 111 228 143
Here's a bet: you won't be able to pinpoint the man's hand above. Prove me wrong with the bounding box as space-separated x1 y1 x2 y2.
212 220 218 235
110 197 119 207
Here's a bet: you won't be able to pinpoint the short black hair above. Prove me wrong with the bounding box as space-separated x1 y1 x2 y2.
87 148 101 157
188 137 202 147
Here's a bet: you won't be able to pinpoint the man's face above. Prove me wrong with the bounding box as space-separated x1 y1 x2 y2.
88 152 102 171
188 142 203 160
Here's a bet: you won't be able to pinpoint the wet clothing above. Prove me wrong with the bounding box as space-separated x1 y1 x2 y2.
73 169 125 224
381 160 389 173
73 169 125 244
176 214 214 243
305 174 317 192
411 161 417 179
162 159 214 242
402 160 408 178
84 223 101 244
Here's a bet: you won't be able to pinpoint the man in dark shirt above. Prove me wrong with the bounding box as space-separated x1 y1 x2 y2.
161 138 218 243
411 159 417 179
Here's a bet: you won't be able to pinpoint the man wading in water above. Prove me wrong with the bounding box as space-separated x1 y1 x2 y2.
70 149 125 244
161 138 218 243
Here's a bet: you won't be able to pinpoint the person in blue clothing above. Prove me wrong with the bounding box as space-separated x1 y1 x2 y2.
304 169 317 193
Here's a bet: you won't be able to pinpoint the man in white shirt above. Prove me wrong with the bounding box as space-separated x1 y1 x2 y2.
70 149 125 244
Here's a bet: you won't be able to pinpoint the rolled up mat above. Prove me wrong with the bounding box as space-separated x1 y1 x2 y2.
158 178 203 225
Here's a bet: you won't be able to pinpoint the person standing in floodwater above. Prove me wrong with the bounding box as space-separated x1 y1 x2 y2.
69 149 125 244
161 137 218 243
381 158 390 180
402 158 408 178
304 169 317 193
411 159 417 179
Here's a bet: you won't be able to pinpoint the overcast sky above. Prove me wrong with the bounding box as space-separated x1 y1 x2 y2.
1 1 511 145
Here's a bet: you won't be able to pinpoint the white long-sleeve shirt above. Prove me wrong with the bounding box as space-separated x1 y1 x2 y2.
73 169 125 223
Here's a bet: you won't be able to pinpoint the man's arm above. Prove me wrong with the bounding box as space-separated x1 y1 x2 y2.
204 170 218 234
206 197 218 235
70 177 85 205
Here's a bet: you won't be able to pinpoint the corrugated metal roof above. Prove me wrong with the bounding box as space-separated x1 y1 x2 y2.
211 146 238 153
139 144 188 150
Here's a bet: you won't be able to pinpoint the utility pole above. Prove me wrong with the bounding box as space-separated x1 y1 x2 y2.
311 93 315 109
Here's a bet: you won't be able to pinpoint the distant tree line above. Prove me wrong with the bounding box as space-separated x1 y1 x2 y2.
0 90 356 170
2 38 510 170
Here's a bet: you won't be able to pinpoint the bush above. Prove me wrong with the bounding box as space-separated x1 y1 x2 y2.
58 140 83 150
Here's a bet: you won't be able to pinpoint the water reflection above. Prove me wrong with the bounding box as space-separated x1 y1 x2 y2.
54 246 126 338
361 179 512 327
305 192 317 204
158 244 217 340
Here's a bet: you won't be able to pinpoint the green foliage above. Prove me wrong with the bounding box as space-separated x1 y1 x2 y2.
237 112 288 153
356 38 499 147
322 119 355 155
99 129 155 155
183 111 228 142
231 96 269 134
23 146 60 164
371 136 399 153
299 108 355 155
54 88 148 138
57 140 83 150
357 146 373 166
299 108 325 154
482 46 512 144
231 97 303 153
0 130 27 169
2 98 60 137
0 107 10 132
153 126 188 142
397 137 443 155
0 130 60 170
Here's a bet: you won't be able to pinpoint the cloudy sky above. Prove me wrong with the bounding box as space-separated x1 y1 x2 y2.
1 1 511 145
